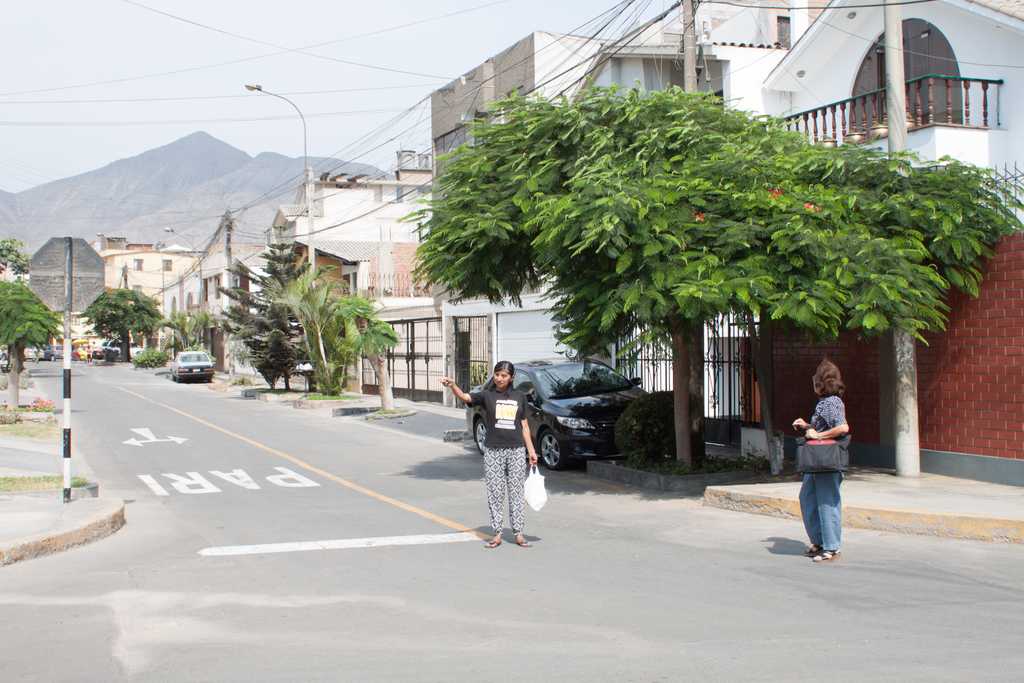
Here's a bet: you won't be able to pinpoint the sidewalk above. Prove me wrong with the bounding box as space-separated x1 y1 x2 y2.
1 493 125 566
704 469 1024 543
0 434 119 565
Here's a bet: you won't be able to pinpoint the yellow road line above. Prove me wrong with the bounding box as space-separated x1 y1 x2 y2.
118 387 486 539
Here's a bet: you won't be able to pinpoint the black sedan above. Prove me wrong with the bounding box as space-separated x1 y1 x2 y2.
170 351 215 383
466 358 644 470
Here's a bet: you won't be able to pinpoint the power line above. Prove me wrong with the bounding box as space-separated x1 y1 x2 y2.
0 108 405 127
0 0 511 98
705 0 938 8
0 84 437 106
118 0 453 80
814 13 1024 70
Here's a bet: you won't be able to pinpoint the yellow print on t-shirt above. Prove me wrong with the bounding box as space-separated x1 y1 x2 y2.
494 399 518 429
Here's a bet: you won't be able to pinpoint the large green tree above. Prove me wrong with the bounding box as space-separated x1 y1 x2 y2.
416 87 1021 466
0 282 60 406
222 240 307 389
83 289 162 362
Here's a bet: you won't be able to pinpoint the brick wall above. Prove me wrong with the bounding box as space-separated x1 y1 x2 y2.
772 233 1024 460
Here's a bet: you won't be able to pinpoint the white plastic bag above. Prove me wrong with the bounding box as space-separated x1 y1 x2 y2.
524 465 547 511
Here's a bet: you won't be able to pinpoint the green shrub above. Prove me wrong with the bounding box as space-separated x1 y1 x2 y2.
0 411 19 425
615 391 676 463
132 348 169 368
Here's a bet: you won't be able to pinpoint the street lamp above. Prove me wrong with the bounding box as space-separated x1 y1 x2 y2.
244 83 315 270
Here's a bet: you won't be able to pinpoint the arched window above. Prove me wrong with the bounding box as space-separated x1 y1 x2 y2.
852 19 962 122
171 296 177 313
186 293 194 310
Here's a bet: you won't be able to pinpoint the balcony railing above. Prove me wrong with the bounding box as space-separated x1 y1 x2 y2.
358 271 431 299
784 74 1004 145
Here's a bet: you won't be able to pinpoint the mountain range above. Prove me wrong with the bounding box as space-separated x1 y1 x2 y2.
0 131 379 249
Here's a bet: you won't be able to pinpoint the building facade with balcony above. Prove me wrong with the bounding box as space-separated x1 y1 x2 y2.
765 0 1021 168
760 0 1024 484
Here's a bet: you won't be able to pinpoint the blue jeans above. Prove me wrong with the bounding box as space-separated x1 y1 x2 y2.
799 471 843 551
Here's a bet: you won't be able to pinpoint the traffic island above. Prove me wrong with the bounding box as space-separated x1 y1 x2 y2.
0 496 126 566
703 470 1024 543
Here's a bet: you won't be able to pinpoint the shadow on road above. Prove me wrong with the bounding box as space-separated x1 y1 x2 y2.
762 537 809 556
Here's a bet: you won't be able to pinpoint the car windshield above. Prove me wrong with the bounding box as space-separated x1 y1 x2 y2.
532 361 632 399
180 353 211 363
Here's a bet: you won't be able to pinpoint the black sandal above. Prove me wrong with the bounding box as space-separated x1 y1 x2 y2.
805 544 822 558
812 550 841 563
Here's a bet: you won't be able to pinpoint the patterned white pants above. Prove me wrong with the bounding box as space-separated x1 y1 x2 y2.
483 447 528 533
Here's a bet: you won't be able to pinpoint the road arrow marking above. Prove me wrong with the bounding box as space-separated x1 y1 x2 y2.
123 427 188 447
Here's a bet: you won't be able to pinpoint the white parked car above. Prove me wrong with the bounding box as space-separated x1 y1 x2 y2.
169 351 215 383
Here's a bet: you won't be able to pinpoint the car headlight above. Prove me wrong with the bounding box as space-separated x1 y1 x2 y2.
556 416 595 430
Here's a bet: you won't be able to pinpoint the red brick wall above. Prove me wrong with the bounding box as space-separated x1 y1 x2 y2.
771 233 1024 460
771 332 881 443
917 233 1024 459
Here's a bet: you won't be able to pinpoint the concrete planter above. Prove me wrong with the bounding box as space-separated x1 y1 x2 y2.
256 391 306 403
364 409 417 421
587 461 770 495
332 406 378 417
293 399 362 410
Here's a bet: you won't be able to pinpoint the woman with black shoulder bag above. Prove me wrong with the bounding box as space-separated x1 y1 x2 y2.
792 359 851 563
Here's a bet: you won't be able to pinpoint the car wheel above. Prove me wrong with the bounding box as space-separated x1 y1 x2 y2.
171 373 178 383
474 417 487 455
539 429 567 470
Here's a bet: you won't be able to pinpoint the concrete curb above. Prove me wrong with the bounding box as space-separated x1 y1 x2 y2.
0 498 126 566
589 461 775 495
703 487 1024 544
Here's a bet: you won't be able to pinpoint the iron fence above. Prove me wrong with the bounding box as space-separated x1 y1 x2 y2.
362 317 443 403
615 313 760 446
453 316 490 391
993 162 1024 219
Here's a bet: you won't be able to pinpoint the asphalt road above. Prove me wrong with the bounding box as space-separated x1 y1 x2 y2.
2 363 1024 682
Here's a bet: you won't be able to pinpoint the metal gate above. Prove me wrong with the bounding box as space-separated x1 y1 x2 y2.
362 317 443 403
615 314 760 446
453 316 489 391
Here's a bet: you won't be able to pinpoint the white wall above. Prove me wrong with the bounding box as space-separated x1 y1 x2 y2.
308 183 423 243
766 1 1024 166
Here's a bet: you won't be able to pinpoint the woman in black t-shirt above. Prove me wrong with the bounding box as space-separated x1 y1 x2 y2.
442 361 539 549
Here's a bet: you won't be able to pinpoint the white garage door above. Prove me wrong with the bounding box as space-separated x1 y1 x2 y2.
496 310 565 364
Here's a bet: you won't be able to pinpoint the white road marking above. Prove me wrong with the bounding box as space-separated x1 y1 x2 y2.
123 427 188 447
137 474 169 496
198 532 480 557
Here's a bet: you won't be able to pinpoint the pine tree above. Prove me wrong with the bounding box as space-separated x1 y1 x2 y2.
221 239 307 389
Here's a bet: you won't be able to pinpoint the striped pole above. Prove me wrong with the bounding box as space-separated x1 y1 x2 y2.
62 237 73 504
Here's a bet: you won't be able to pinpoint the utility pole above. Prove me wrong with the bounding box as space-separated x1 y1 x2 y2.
681 0 698 91
223 211 235 378
883 0 920 477
61 238 73 503
121 263 128 289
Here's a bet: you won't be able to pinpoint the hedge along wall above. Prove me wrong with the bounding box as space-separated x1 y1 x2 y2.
771 233 1024 461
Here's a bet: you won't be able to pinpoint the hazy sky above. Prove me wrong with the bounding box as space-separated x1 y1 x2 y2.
0 0 668 193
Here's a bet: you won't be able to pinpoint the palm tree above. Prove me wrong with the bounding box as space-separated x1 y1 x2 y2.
162 310 213 355
338 296 399 410
279 270 354 396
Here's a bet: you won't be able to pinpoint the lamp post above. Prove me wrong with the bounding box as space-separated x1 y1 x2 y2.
245 84 315 270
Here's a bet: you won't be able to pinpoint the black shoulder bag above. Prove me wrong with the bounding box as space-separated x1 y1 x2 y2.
796 435 851 473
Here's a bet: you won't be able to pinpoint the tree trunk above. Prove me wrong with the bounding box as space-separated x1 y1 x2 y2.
749 319 784 475
122 335 131 363
671 317 694 467
7 343 21 407
688 322 706 468
370 354 394 410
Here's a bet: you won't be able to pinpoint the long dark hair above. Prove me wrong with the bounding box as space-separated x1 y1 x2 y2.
493 360 515 376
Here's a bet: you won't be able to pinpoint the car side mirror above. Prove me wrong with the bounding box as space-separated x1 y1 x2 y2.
630 377 642 387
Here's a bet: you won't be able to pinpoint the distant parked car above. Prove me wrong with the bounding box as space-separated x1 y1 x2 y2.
24 347 40 362
465 358 645 470
41 345 60 361
170 351 215 383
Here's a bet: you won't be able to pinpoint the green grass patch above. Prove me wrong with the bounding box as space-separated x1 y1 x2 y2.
0 476 89 492
0 420 60 441
256 388 303 395
305 393 360 401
